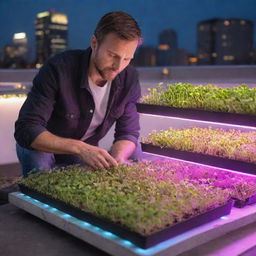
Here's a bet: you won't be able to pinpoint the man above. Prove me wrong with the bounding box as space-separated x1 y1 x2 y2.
15 11 142 177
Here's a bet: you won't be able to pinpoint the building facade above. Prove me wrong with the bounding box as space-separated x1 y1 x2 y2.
2 33 29 68
157 29 178 66
197 18 254 65
35 10 68 65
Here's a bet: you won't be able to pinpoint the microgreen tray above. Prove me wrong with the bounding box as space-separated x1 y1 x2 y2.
136 103 256 127
141 143 256 175
234 194 256 208
19 184 233 249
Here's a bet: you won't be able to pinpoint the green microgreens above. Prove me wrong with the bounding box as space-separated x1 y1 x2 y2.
143 127 256 163
19 163 231 236
141 83 256 115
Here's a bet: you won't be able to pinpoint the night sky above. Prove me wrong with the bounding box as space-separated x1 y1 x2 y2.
0 0 256 60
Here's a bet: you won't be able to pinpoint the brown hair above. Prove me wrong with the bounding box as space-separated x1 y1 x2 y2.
94 11 142 44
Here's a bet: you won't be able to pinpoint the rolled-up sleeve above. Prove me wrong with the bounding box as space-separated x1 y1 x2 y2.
114 73 141 146
14 61 58 148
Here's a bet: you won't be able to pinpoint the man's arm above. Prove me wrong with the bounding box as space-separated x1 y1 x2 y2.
31 131 117 168
112 68 141 161
109 140 136 163
15 58 117 169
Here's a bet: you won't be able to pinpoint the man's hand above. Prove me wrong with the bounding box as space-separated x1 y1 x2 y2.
110 140 136 163
78 144 118 168
31 131 118 169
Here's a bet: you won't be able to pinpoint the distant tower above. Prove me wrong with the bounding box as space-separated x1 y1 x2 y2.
3 32 28 68
13 32 29 61
35 10 68 66
157 29 178 66
13 32 28 45
134 46 157 66
197 18 254 65
197 19 216 65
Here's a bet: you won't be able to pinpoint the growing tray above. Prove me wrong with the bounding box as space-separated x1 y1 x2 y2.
19 184 233 249
136 103 256 127
141 143 256 175
234 194 256 208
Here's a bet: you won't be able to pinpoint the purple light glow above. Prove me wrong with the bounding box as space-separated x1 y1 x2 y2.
141 113 256 130
145 152 256 178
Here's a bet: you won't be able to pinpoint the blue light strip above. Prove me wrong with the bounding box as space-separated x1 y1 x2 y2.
15 193 229 256
220 216 229 220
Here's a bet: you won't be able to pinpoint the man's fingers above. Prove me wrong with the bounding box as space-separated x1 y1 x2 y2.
99 149 118 167
94 161 104 169
97 155 110 168
106 155 118 167
80 145 118 168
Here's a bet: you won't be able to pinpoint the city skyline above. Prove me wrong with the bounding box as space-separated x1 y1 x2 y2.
0 0 256 61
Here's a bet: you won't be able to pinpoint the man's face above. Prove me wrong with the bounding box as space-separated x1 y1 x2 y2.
91 33 139 81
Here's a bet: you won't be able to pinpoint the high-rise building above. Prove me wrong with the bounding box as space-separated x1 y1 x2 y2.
176 48 189 66
157 29 178 66
13 32 29 61
197 19 216 65
2 32 28 68
134 46 157 66
197 18 254 65
13 32 28 45
35 10 68 66
252 49 256 64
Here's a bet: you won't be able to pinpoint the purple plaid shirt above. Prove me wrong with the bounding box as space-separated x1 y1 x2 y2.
15 48 141 149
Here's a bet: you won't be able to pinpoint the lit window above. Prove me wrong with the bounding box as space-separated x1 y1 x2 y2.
50 44 66 49
151 55 156 66
35 24 44 29
13 33 26 40
224 20 230 26
49 24 68 30
51 14 68 25
37 11 50 18
158 44 170 50
199 25 204 31
35 31 43 36
189 57 197 63
51 38 66 43
240 20 246 25
223 55 235 61
212 52 217 57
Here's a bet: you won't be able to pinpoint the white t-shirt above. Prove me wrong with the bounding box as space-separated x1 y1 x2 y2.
80 77 112 141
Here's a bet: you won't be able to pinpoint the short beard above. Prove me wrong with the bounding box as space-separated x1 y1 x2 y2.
92 50 108 81
93 63 103 80
93 52 117 81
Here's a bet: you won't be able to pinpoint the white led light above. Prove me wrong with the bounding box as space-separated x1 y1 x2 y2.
13 32 26 39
